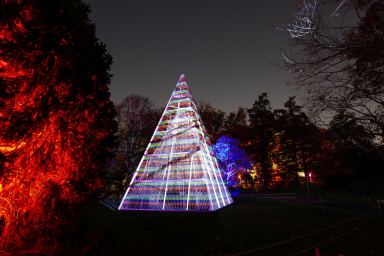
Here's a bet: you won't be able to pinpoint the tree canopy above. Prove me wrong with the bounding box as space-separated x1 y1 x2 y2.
0 0 115 253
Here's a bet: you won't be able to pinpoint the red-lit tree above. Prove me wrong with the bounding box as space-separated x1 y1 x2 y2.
0 0 115 254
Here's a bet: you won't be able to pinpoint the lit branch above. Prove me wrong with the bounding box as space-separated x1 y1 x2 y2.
331 0 347 17
281 0 318 38
282 51 302 73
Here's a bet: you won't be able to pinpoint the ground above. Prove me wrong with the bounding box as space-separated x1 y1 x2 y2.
80 196 384 256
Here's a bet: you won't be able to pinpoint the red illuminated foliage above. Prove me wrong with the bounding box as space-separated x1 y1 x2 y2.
0 0 115 254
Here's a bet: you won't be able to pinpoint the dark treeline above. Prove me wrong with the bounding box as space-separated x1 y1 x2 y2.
108 93 384 197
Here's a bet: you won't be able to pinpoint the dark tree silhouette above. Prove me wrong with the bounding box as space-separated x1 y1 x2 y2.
273 97 320 187
198 101 225 141
319 110 381 188
223 107 249 141
0 0 115 254
247 93 275 190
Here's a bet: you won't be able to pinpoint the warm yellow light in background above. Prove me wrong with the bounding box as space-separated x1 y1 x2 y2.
298 171 306 177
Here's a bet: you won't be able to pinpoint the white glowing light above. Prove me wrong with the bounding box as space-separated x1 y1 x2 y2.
119 74 233 212
285 0 318 39
281 51 302 73
331 0 347 17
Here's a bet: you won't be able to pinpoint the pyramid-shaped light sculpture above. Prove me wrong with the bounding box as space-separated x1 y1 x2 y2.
119 74 233 212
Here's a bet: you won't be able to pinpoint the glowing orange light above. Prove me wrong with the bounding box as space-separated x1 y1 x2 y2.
0 59 8 68
0 142 26 153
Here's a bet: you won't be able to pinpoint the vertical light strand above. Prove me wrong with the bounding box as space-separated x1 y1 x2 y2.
200 147 221 209
162 135 175 210
186 154 194 211
202 140 226 207
139 156 152 209
162 102 179 210
212 155 232 204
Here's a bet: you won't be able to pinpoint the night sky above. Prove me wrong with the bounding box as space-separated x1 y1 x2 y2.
84 0 298 112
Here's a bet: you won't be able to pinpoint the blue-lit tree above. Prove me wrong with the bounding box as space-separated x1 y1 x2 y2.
213 136 251 187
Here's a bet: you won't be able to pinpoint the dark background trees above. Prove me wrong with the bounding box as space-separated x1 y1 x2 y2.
273 97 320 188
247 93 275 190
319 110 384 189
0 0 116 253
223 107 249 141
195 92 382 193
198 101 226 141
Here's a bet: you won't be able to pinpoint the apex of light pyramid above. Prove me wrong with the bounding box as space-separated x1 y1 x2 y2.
174 74 189 93
173 74 192 98
177 74 187 83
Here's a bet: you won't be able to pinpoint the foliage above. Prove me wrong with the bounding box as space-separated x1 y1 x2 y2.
223 107 250 141
212 136 251 187
273 97 320 186
317 110 383 188
0 0 116 254
247 93 276 190
198 101 225 141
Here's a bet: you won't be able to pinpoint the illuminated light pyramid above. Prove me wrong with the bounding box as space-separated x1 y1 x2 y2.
119 74 233 212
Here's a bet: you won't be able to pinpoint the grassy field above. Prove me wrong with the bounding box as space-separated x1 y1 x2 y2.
79 197 384 256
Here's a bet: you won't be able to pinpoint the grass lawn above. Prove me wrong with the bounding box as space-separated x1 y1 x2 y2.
80 197 384 256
